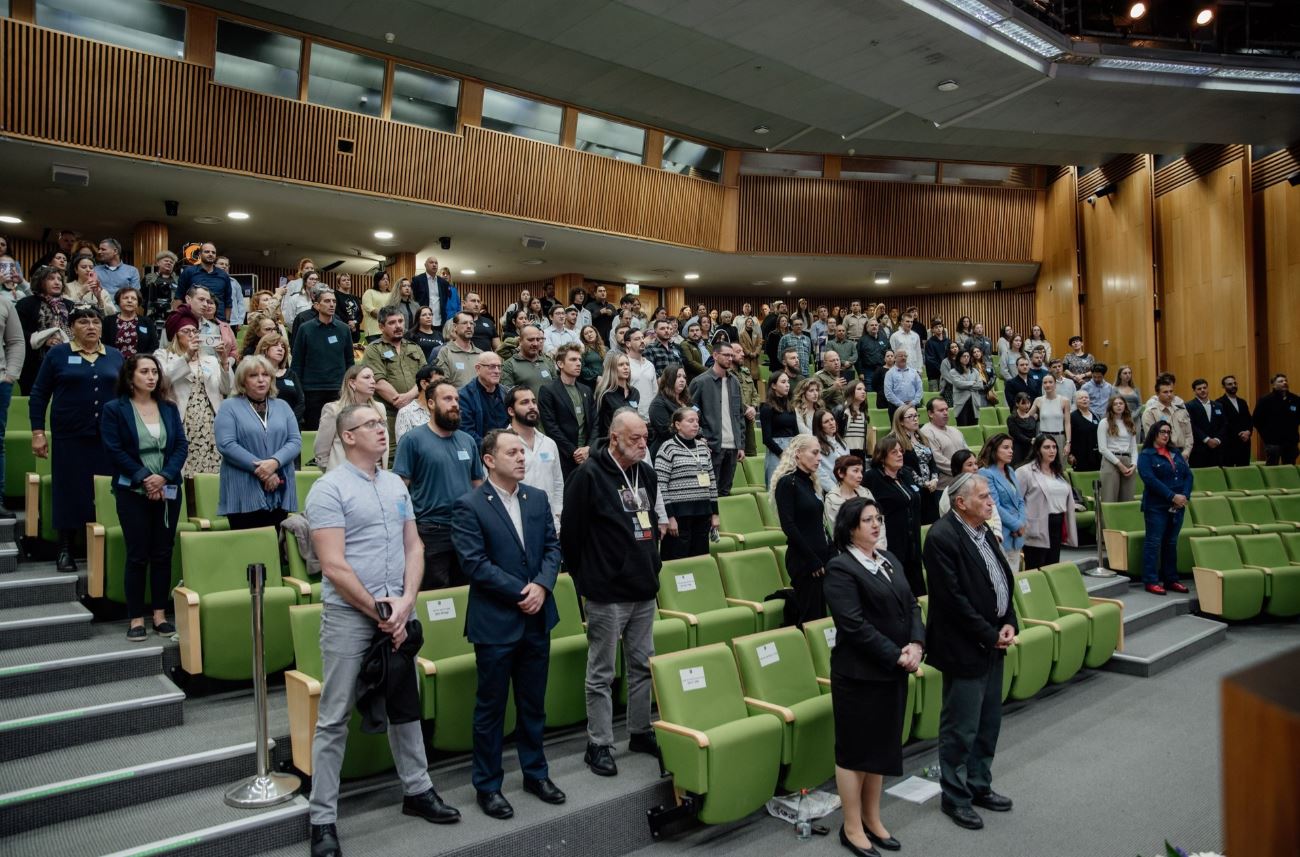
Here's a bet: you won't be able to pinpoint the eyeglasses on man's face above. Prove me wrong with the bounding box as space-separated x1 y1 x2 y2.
345 419 385 433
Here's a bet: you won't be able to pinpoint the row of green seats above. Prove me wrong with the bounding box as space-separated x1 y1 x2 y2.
1190 533 1300 620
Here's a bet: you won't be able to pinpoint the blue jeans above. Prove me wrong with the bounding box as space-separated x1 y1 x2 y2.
1142 507 1183 586
0 380 10 498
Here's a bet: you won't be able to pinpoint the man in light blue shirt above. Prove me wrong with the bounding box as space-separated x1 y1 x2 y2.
1080 363 1116 420
93 238 140 297
884 349 923 418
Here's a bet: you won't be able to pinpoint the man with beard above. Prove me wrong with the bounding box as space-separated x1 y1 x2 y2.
1216 375 1254 467
508 386 564 534
393 380 484 589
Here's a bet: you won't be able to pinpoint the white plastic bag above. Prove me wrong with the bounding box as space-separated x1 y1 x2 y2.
764 789 841 824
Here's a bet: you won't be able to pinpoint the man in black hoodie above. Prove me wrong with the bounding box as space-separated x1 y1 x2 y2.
1255 373 1299 465
560 409 663 778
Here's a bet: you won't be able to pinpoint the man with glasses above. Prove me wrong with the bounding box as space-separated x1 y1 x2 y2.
458 352 509 448
306 404 461 857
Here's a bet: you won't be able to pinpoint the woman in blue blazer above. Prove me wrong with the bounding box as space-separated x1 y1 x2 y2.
1136 420 1193 595
215 355 302 530
101 354 188 641
978 432 1027 573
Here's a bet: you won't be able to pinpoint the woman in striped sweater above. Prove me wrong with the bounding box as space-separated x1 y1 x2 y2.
654 406 719 561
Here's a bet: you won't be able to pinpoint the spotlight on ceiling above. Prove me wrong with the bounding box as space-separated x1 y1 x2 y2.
936 79 959 92
460 269 475 275
1195 6 1214 26
0 215 21 224
781 275 797 283
961 279 977 287
684 273 700 280
873 271 891 286
373 230 394 240
226 211 250 221
753 124 770 135
1128 2 1147 20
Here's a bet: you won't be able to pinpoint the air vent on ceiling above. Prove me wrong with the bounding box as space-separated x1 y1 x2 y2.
51 164 90 187
521 235 546 250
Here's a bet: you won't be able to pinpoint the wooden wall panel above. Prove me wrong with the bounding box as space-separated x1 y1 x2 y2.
1034 168 1082 345
1154 149 1255 398
1255 164 1300 390
738 176 1039 262
1079 157 1158 390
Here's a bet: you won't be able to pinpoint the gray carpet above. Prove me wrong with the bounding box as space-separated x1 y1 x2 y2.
630 623 1300 857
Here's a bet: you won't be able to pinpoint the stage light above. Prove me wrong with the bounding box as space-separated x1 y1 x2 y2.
1128 2 1147 20
1195 7 1214 26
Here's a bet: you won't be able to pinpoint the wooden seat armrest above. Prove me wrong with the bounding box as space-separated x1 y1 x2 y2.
745 696 796 723
1022 617 1062 632
416 656 436 676
815 676 831 688
1192 566 1223 579
24 473 40 538
189 516 212 530
285 669 322 698
281 576 312 598
86 522 107 599
653 719 710 748
914 664 925 678
658 608 699 626
172 586 202 676
724 597 764 612
1056 605 1094 618
285 670 322 775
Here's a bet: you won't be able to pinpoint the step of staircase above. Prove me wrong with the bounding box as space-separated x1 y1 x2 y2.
0 541 20 574
1103 614 1228 677
0 601 93 647
1114 584 1199 634
0 674 185 762
1083 575 1130 599
0 640 165 695
0 568 77 608
1 782 308 857
0 689 291 834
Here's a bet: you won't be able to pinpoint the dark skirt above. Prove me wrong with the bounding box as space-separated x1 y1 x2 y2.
831 671 908 775
52 434 112 530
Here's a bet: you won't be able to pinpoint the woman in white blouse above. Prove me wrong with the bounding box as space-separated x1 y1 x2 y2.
1097 395 1139 503
1016 434 1078 570
793 377 823 436
823 453 886 549
1031 373 1071 459
1024 324 1052 363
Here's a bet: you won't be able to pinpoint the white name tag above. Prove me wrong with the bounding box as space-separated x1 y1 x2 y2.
455 362 465 370
68 355 82 364
425 598 456 621
680 666 706 691
327 335 339 344
383 350 395 359
538 451 552 462
1018 578 1031 594
674 573 696 592
824 627 837 648
457 449 470 461
540 370 550 378
756 642 780 667
139 325 149 334
283 379 294 386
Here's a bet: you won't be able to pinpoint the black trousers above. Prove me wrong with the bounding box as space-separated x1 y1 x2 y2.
790 568 826 626
1264 443 1298 465
1220 437 1252 467
712 447 739 497
939 658 1005 808
227 508 288 531
418 523 464 590
955 400 978 426
1022 512 1064 570
303 390 335 433
116 490 181 619
660 513 710 561
472 616 550 793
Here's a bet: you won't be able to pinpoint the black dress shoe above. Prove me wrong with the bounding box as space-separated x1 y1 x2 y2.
972 790 1013 812
941 801 984 830
523 777 566 805
153 621 176 635
56 548 77 573
838 825 881 857
310 823 342 857
584 742 618 777
628 731 660 757
126 625 148 642
402 788 461 824
476 790 514 819
866 828 901 851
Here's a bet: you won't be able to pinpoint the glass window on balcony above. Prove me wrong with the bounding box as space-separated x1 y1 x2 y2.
481 89 562 145
840 157 937 183
307 43 384 117
36 0 185 60
739 151 822 178
940 162 1044 188
391 65 459 132
214 19 301 100
662 136 723 183
575 114 644 164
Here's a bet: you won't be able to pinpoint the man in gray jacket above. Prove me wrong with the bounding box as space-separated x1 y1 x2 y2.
687 340 749 497
855 318 891 392
0 292 25 518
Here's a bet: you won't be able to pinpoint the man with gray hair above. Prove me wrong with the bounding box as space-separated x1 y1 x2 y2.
292 287 355 429
561 409 663 778
923 472 1018 832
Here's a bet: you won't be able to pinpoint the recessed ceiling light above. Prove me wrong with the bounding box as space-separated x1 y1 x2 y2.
915 284 932 290
684 273 700 280
521 258 545 266
752 280 770 287
226 211 250 221
194 216 223 225
460 269 476 275
753 124 770 134
0 215 21 224
937 79 959 92
373 230 394 240
962 279 977 287
1195 7 1214 27
781 275 797 283
873 270 891 285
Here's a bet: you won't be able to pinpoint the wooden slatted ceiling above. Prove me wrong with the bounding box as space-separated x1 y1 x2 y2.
737 176 1039 262
1078 154 1147 201
1252 145 1300 193
1153 145 1246 198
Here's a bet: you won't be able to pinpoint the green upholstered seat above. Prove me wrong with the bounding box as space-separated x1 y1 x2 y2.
1011 570 1087 684
283 527 321 603
187 473 231 531
1007 623 1054 700
85 474 194 604
294 469 323 512
728 460 764 496
174 527 296 680
1190 467 1240 497
1233 535 1300 618
1189 536 1266 621
1068 470 1100 510
658 555 757 648
717 494 786 550
299 430 318 467
285 603 395 778
415 586 516 750
733 627 835 791
1272 494 1300 527
1259 465 1300 493
869 409 891 431
617 615 691 706
979 406 1002 427
1280 532 1300 563
1102 499 1209 576
1221 465 1276 496
716 549 789 631
1041 562 1122 668
911 596 942 740
958 425 984 449
650 644 784 825
1187 496 1253 538
545 574 589 726
741 455 766 489
772 544 792 587
801 617 836 685
1227 495 1298 534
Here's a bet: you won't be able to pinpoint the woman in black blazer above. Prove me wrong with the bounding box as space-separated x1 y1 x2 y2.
862 435 926 597
100 353 188 641
772 435 833 624
825 496 923 856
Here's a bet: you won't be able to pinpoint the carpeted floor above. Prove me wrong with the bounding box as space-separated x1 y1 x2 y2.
632 622 1300 857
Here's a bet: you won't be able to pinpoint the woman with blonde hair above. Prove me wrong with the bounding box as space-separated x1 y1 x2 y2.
214 355 301 531
772 434 832 624
239 311 282 357
313 363 387 471
386 277 420 330
156 306 232 476
594 350 639 439
793 376 823 435
361 270 393 342
254 332 302 428
738 316 763 378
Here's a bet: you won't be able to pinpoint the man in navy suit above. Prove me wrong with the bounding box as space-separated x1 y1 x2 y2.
410 255 460 327
1187 377 1228 468
451 429 565 820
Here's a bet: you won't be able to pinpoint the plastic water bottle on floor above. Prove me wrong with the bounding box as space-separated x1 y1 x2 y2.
795 788 812 841
919 764 940 779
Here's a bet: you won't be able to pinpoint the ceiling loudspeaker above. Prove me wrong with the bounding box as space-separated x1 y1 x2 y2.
51 164 90 187
521 235 547 250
